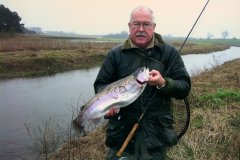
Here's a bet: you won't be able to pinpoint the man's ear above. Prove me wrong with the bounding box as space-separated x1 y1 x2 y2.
153 23 156 29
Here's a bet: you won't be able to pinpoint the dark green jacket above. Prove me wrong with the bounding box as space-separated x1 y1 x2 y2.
94 33 191 153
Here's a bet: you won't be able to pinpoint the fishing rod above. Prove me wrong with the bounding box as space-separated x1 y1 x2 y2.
116 0 210 159
165 0 210 76
169 0 209 140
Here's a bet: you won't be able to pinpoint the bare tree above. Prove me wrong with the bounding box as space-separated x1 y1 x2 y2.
207 32 214 39
222 30 229 39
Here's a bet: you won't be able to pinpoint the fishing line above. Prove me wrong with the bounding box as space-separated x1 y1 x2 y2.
166 0 210 139
165 0 210 76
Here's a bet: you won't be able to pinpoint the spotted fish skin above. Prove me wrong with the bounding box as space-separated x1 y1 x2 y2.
73 67 149 132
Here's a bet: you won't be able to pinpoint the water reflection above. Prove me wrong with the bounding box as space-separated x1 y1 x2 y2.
0 67 100 159
0 46 239 159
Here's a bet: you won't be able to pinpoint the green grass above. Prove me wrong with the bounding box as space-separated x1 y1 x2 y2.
199 89 240 106
188 38 240 47
228 115 240 130
191 115 204 129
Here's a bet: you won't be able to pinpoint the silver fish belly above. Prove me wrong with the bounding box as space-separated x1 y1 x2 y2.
73 67 149 132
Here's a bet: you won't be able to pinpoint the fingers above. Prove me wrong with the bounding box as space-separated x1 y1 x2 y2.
105 107 120 117
148 70 165 86
149 70 159 76
149 70 161 82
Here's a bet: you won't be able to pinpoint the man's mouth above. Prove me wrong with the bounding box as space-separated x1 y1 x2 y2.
136 35 145 37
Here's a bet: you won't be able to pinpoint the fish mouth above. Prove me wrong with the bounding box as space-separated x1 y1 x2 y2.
136 79 146 85
135 67 149 83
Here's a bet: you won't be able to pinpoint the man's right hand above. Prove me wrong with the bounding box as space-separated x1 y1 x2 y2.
105 107 120 117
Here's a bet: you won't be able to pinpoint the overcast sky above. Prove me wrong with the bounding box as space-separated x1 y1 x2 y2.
1 0 240 38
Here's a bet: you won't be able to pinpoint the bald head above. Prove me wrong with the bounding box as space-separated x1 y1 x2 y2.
130 6 155 23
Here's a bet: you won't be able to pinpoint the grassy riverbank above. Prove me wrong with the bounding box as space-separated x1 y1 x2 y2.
168 58 240 159
0 34 117 79
1 34 238 79
47 58 240 160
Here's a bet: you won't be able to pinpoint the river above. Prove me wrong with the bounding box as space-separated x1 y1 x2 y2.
0 46 240 159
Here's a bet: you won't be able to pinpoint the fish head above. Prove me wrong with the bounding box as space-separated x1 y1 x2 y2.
134 67 149 85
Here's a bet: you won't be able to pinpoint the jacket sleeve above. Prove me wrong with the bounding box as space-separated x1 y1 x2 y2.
93 50 117 94
159 47 191 99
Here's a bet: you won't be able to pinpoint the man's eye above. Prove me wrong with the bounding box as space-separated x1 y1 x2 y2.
133 23 140 26
144 23 151 27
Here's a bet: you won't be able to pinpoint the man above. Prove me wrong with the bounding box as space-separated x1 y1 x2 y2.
94 6 191 160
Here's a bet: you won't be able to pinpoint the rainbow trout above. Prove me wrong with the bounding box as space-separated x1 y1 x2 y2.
73 67 149 132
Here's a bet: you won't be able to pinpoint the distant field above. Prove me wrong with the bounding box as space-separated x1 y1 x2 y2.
97 37 240 47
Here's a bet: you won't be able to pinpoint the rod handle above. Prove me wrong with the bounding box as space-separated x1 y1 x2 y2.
116 123 139 157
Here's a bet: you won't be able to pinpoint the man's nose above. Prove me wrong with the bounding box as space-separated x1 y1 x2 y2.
139 24 144 31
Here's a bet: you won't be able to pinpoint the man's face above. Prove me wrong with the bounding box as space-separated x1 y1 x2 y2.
128 10 156 48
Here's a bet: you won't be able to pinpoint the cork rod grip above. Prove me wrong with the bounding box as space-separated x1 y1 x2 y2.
116 123 139 157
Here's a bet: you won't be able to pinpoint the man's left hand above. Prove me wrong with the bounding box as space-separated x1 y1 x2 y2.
148 70 165 87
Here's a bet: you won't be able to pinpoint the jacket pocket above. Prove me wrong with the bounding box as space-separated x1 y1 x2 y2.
143 115 177 152
105 118 135 149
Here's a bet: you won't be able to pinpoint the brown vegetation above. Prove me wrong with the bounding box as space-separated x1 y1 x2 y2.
0 34 116 52
49 126 107 160
0 34 117 78
177 42 229 55
169 59 240 159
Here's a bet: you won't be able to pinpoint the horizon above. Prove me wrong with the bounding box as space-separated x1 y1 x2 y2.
1 0 240 39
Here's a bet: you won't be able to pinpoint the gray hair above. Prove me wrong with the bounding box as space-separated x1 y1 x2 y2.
130 6 155 23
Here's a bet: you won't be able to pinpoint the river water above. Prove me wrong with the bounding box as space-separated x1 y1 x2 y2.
0 46 240 159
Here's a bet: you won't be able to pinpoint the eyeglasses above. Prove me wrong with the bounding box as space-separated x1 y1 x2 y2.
130 22 154 29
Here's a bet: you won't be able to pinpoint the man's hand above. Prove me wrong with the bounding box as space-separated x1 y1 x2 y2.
148 70 165 87
105 107 120 117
